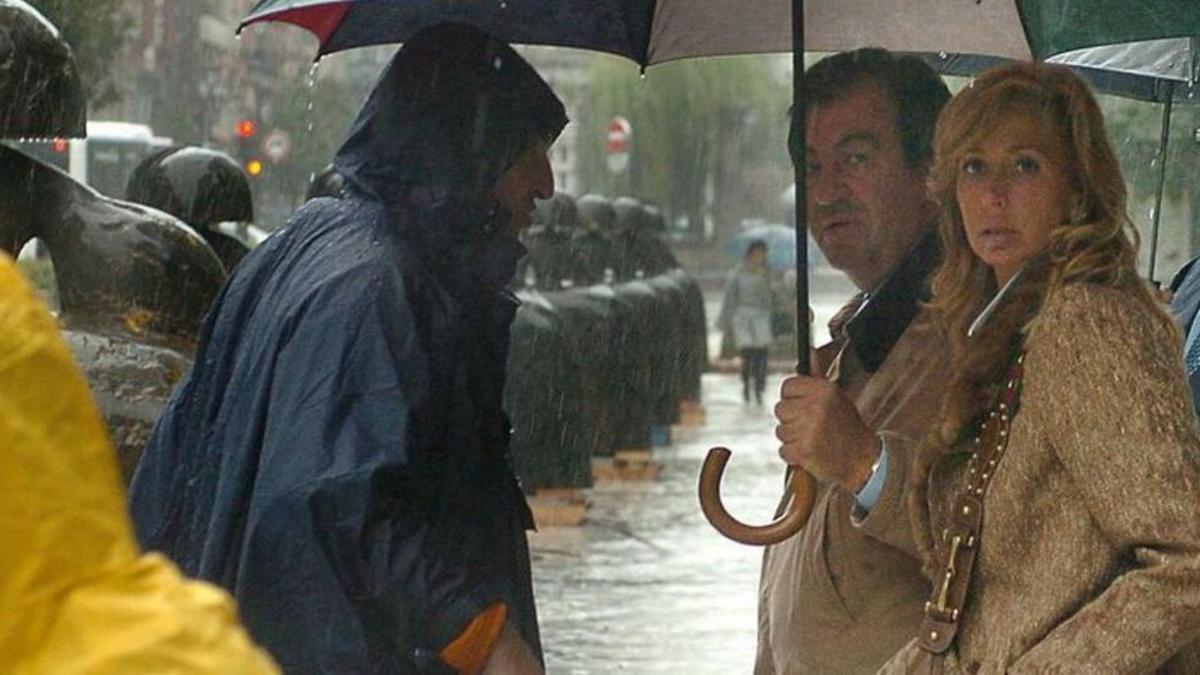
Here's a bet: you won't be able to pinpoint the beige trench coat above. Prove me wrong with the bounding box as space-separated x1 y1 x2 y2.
756 307 951 674
881 284 1200 674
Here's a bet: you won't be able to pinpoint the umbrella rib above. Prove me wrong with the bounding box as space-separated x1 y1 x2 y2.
638 1 658 72
1013 0 1042 61
1148 81 1174 285
239 1 352 46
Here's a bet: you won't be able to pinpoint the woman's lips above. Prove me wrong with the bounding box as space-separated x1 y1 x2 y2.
976 228 1018 250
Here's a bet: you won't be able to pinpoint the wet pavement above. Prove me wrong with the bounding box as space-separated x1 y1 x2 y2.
530 371 787 674
529 269 856 673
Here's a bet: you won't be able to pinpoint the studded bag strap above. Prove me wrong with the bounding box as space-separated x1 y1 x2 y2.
918 352 1026 654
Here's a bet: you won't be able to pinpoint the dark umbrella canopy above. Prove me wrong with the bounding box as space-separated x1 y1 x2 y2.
240 0 1031 67
241 0 1200 69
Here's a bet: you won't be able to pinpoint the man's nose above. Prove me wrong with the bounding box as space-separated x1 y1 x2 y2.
533 152 554 200
808 163 848 207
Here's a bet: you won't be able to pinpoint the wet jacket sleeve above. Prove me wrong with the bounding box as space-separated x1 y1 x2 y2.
0 256 278 674
239 275 507 659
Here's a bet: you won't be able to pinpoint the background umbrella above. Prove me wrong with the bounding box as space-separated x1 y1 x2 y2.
240 0 1200 544
724 223 805 272
1052 39 1200 283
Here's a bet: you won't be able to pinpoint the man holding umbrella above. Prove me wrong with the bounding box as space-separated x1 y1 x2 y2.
129 23 564 674
756 48 952 674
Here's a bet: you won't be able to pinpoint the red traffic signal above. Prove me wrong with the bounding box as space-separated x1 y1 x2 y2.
237 119 257 139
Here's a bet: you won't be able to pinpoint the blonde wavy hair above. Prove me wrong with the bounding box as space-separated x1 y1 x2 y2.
926 61 1164 442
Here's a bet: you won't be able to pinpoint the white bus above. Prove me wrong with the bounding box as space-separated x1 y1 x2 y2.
13 120 174 199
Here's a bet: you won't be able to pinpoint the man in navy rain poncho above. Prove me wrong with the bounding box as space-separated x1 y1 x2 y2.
129 23 566 674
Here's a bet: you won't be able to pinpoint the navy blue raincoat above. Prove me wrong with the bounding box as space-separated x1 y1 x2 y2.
129 23 566 674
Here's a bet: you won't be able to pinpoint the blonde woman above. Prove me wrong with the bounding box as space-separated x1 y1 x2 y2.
865 61 1200 673
774 61 1200 673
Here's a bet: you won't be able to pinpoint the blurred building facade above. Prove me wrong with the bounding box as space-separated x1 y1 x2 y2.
94 0 315 148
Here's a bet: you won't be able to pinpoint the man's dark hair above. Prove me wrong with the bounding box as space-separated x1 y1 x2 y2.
790 48 950 168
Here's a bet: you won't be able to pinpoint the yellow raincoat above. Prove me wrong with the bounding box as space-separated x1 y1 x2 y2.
0 254 278 674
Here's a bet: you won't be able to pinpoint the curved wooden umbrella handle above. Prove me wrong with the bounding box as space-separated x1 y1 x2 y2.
698 446 816 546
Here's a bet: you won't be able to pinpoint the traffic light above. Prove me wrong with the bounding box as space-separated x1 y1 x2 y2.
235 118 264 177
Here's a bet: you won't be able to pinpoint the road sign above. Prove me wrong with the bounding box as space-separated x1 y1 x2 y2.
605 116 632 154
263 128 292 164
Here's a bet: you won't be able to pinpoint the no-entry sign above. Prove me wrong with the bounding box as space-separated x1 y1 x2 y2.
605 116 632 154
606 116 631 174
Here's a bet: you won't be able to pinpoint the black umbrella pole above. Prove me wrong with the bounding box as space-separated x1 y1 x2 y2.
792 0 811 375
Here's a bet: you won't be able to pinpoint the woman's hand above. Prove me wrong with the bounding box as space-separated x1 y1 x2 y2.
774 373 880 493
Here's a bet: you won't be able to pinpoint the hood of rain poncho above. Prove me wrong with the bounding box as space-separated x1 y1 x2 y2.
334 22 567 254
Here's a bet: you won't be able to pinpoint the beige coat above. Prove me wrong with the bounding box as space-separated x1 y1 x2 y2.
883 284 1200 674
756 306 951 674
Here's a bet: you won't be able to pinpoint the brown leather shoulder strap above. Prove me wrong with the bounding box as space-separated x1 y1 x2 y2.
919 353 1025 654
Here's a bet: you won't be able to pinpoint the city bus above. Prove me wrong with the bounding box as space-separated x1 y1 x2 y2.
12 120 174 199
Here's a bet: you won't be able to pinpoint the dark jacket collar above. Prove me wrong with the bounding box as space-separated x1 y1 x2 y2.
844 229 940 373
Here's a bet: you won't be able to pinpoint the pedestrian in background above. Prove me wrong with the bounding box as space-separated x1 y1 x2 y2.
719 238 775 404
